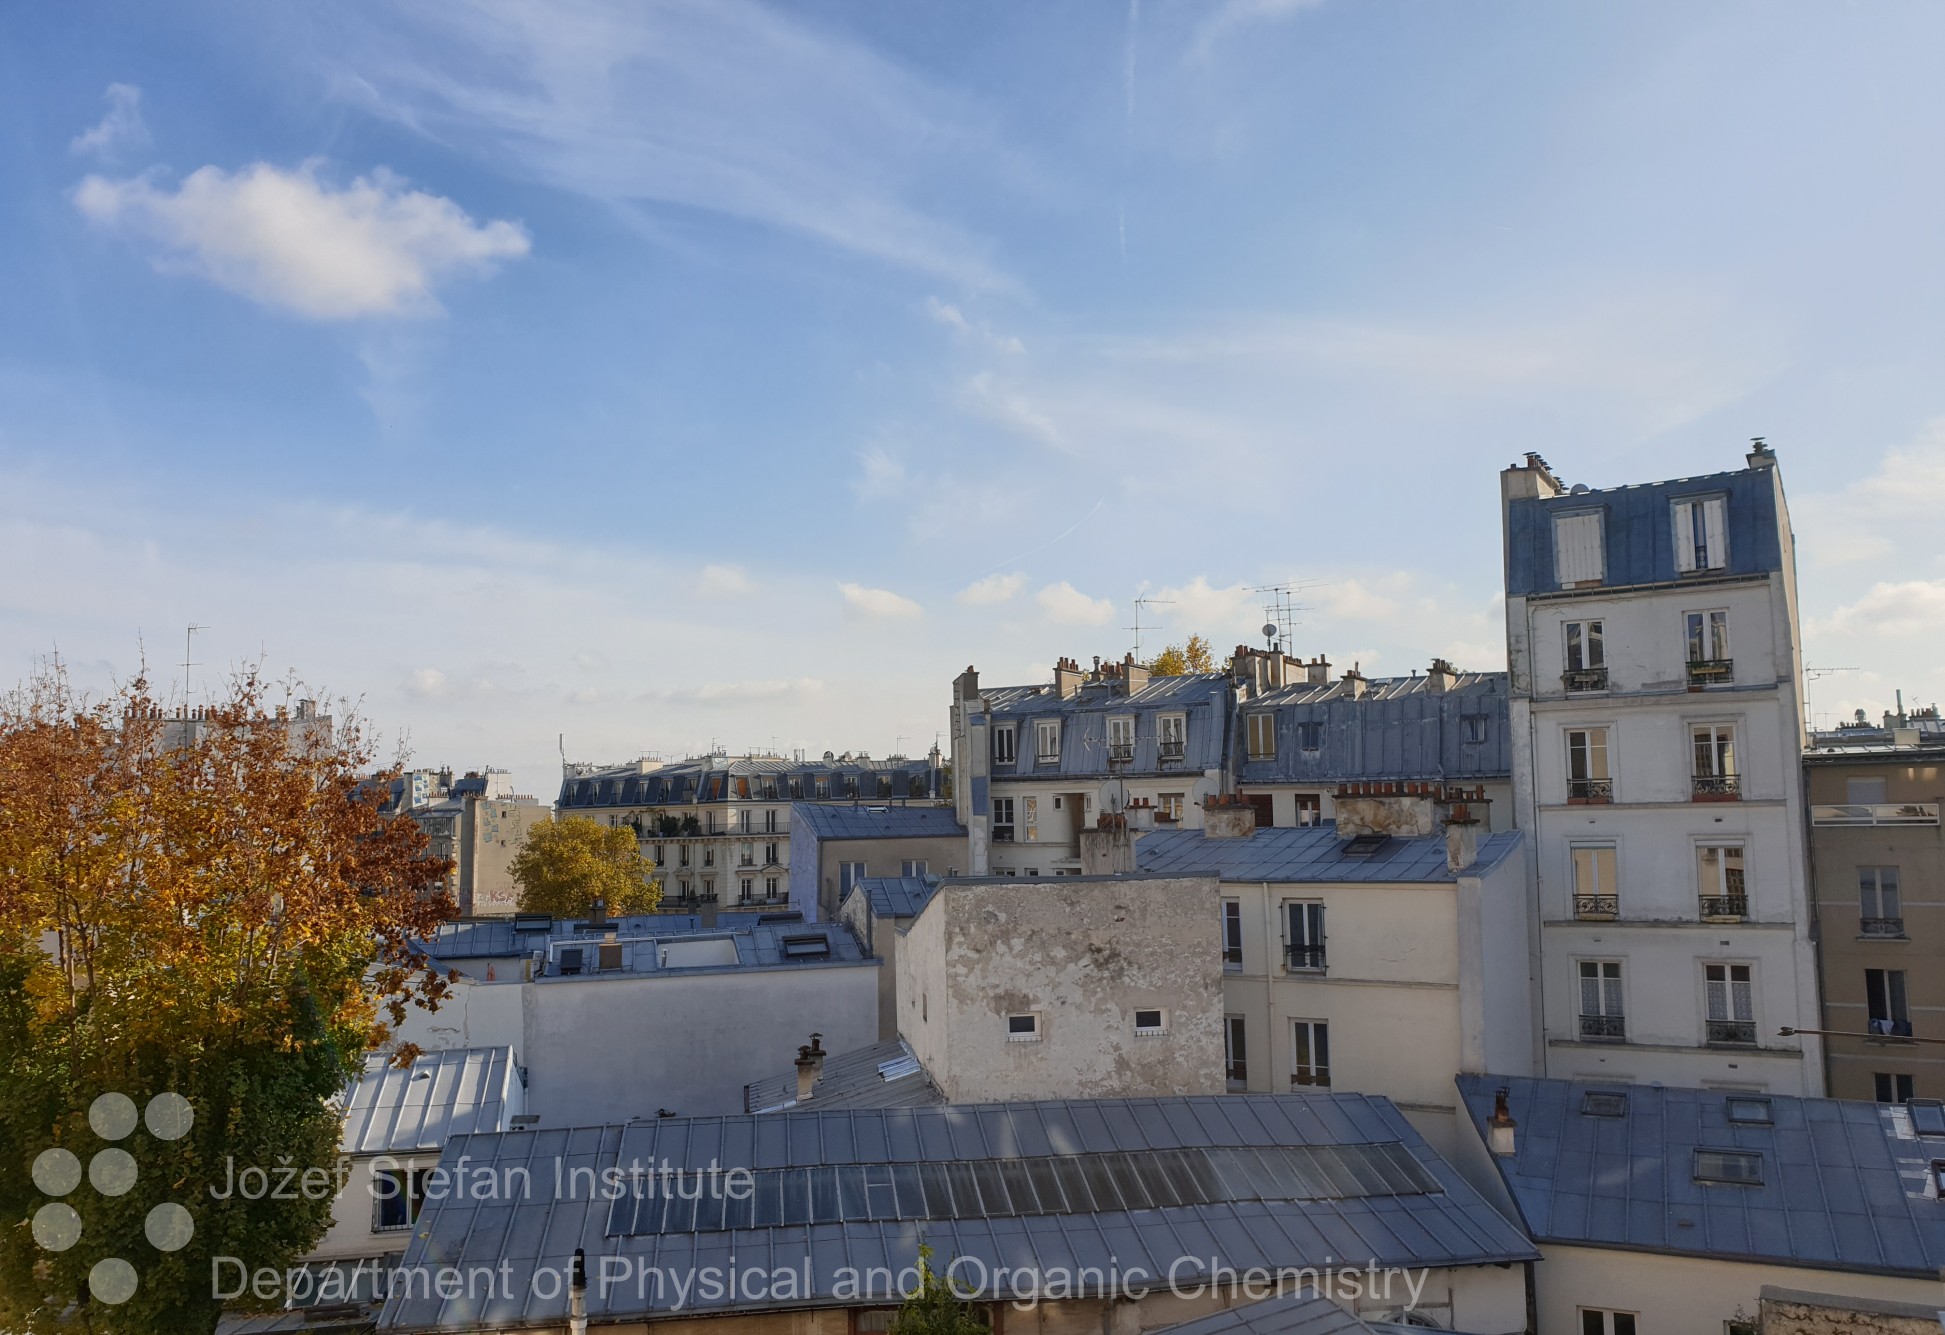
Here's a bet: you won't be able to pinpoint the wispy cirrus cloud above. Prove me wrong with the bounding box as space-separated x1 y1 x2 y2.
74 162 529 319
71 83 149 159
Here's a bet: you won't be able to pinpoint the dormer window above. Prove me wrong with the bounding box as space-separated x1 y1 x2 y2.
1158 713 1186 762
992 723 1017 766
1673 495 1728 573
1107 716 1134 765
1247 713 1277 760
1553 510 1605 587
1034 719 1061 765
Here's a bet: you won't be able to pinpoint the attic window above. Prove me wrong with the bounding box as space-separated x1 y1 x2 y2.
1580 1091 1628 1118
1724 1096 1773 1126
780 935 830 959
1692 1149 1763 1186
1133 1008 1166 1036
1342 834 1390 859
1909 1100 1945 1138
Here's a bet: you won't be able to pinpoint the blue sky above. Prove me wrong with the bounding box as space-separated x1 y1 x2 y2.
4 0 1943 796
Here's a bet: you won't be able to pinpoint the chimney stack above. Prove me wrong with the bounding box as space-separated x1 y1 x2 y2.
1745 437 1776 470
1053 657 1083 699
1488 1088 1518 1156
1122 652 1150 695
1342 665 1367 701
1307 656 1331 687
1426 658 1459 694
794 1046 819 1102
808 1032 826 1077
569 1249 588 1335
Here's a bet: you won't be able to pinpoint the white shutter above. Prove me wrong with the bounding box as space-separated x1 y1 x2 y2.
1672 500 1698 572
1701 496 1728 569
1553 512 1605 586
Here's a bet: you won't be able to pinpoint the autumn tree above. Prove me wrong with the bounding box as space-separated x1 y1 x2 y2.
890 1244 989 1335
510 816 661 917
0 661 455 1335
1149 634 1216 676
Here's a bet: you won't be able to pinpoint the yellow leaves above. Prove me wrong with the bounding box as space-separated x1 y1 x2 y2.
511 816 662 917
1149 634 1216 677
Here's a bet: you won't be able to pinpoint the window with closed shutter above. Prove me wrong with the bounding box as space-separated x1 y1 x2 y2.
1553 511 1605 586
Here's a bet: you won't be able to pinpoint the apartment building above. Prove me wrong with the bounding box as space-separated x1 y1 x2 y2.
557 750 945 912
382 766 550 913
1804 708 1945 1102
785 801 965 919
1501 444 1823 1093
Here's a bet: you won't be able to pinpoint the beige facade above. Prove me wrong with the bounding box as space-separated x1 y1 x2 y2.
1804 736 1945 1101
897 874 1226 1103
808 829 965 918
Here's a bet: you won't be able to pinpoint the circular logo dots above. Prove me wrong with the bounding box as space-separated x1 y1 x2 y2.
32 1203 82 1252
89 1257 138 1305
144 1202 194 1253
144 1092 194 1142
89 1093 138 1142
89 1148 138 1197
32 1147 82 1196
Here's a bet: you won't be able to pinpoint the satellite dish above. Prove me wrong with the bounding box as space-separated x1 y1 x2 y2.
1262 623 1279 640
1189 774 1220 808
1097 778 1128 814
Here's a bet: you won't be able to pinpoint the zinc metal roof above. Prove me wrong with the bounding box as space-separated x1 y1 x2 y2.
1135 823 1521 883
789 803 965 841
1148 1291 1383 1335
1457 1074 1945 1279
742 1037 944 1114
980 672 1232 777
376 1093 1534 1331
559 754 943 810
424 911 775 960
851 875 940 920
1236 672 1511 784
340 1047 520 1156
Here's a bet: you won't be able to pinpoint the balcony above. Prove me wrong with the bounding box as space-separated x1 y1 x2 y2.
1573 894 1619 920
1686 658 1734 687
1706 1019 1757 1046
1284 944 1327 972
1579 1014 1626 1041
1691 774 1741 801
1107 743 1134 766
1562 667 1609 693
1860 917 1907 938
1699 894 1748 921
1159 740 1186 763
1868 1018 1916 1041
1812 803 1940 826
1567 779 1613 804
992 827 1016 843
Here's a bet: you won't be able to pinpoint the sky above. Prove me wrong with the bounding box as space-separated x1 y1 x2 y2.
4 1 1943 799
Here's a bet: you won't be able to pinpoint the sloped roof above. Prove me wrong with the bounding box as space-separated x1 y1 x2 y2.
789 803 965 841
340 1047 520 1156
424 911 777 960
377 1092 1535 1331
1136 823 1521 883
742 1037 943 1113
849 875 939 919
1458 1074 1945 1279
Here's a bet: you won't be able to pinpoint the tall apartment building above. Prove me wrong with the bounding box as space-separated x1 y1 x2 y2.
382 767 549 914
1501 444 1823 1093
1804 707 1945 1102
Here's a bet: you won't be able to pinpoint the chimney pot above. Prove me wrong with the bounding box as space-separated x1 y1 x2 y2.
1488 1087 1518 1156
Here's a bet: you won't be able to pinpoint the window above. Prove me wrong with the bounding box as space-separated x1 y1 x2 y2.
737 809 751 833
902 859 927 877
992 724 1017 766
1566 728 1611 802
1876 1073 1915 1104
1673 495 1728 572
1704 963 1756 1045
1225 1015 1248 1088
1221 899 1243 970
1692 1149 1763 1185
1861 866 1903 936
1685 610 1732 684
1563 620 1607 690
789 777 804 799
739 842 755 867
1866 968 1911 1036
1296 721 1323 752
1107 716 1134 764
765 876 779 898
1725 1096 1772 1125
1580 1311 1636 1335
1697 845 1747 919
676 879 690 898
1554 510 1606 586
1159 792 1184 822
765 808 778 833
1034 719 1061 764
1133 1008 1166 1036
373 1167 431 1232
1578 960 1625 1040
1247 712 1276 760
1006 1013 1040 1043
739 877 755 902
1571 844 1618 918
1285 902 1326 971
1158 714 1186 761
1581 1091 1628 1118
991 797 1015 842
840 862 867 897
1294 794 1322 826
1691 724 1739 799
1461 713 1490 744
703 846 716 867
1290 1021 1330 1088
815 776 830 799
1848 776 1889 805
1913 1100 1945 1136
764 842 779 864
679 843 691 867
701 876 714 900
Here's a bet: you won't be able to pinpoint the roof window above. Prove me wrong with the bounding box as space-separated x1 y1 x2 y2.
1580 1091 1628 1118
1692 1149 1763 1186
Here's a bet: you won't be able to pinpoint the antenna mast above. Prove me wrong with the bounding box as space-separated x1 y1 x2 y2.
1251 584 1315 655
1127 595 1174 662
181 624 207 705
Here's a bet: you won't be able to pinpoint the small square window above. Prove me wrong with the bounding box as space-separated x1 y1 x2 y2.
1006 1013 1040 1042
1580 1091 1628 1118
1724 1096 1772 1126
1134 1008 1166 1036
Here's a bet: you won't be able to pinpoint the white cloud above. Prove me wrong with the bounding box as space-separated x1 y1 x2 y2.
1817 580 1945 637
73 161 530 319
925 296 1025 354
651 677 824 705
71 84 149 159
962 372 1064 449
1150 577 1257 639
406 667 448 697
853 448 907 501
839 583 923 619
699 564 754 596
1795 420 1945 566
956 572 1027 605
1037 581 1116 625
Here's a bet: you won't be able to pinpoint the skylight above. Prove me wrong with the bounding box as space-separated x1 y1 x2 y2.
1692 1149 1763 1186
1724 1096 1773 1126
1580 1091 1628 1118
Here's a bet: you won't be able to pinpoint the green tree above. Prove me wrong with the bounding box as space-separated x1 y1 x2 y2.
1149 634 1216 676
510 816 661 916
0 661 455 1334
890 1244 989 1334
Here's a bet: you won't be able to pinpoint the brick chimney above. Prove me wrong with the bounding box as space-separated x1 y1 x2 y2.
1426 658 1459 694
1307 656 1331 687
955 666 980 701
1202 795 1257 840
1488 1087 1518 1156
1121 652 1150 695
1053 657 1083 699
794 1044 820 1102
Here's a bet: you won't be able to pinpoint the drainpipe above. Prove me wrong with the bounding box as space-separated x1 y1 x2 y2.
569 1248 587 1335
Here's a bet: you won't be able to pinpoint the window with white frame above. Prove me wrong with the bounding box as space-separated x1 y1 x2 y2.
1691 723 1738 798
1686 609 1730 665
1224 1015 1248 1088
765 876 779 898
1876 1073 1915 1104
1866 968 1909 1031
1571 844 1618 918
1006 1012 1040 1042
1704 963 1755 1044
1247 712 1276 760
991 797 1015 841
1566 727 1611 801
902 859 927 877
1673 495 1728 572
1578 960 1625 1040
1133 1008 1167 1036
1860 866 1903 935
1158 713 1186 761
1221 899 1243 970
1581 1310 1637 1335
1294 794 1322 826
765 808 779 833
1290 1020 1330 1088
1554 510 1606 586
1107 715 1134 763
840 862 867 896
1034 719 1061 764
1696 845 1747 917
1159 792 1184 822
1564 619 1605 674
373 1166 432 1232
740 877 755 902
1284 902 1326 970
992 724 1017 766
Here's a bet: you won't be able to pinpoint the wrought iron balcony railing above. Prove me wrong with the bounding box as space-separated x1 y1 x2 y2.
1284 944 1327 971
1860 917 1906 938
1699 895 1748 921
1686 657 1733 685
1692 774 1741 800
1574 894 1619 919
1579 1014 1626 1041
1562 667 1609 692
1706 1019 1757 1045
1567 778 1613 803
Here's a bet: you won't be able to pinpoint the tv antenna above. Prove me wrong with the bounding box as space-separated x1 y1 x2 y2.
1127 595 1174 662
1252 584 1315 655
181 624 207 704
1804 665 1858 734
